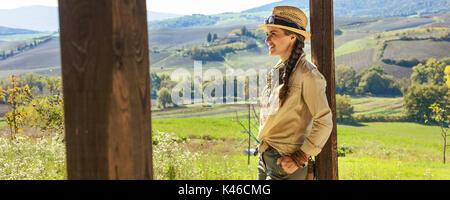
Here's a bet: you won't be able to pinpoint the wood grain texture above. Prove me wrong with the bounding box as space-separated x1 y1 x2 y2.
59 0 152 180
309 0 339 180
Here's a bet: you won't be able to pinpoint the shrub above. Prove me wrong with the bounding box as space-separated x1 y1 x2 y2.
336 94 354 122
353 114 409 122
335 28 343 36
336 65 358 95
157 87 172 109
404 84 448 123
337 144 355 157
382 57 426 68
27 95 64 136
0 75 32 140
152 132 202 180
357 70 402 96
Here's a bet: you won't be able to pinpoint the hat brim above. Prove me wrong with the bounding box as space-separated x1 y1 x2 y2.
259 24 311 42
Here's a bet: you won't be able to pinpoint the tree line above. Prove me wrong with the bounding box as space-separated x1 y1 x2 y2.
0 36 53 60
336 65 402 96
336 57 449 124
151 71 262 109
182 26 262 62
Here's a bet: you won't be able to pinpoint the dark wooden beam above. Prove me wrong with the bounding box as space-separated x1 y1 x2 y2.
309 0 339 180
59 0 153 179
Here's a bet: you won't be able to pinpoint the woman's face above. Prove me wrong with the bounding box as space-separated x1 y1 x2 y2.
265 27 296 60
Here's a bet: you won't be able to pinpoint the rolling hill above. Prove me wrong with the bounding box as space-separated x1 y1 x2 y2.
244 0 450 17
0 37 60 78
0 26 39 35
0 13 449 79
0 2 448 80
149 0 450 29
0 6 184 32
148 24 259 49
0 6 58 32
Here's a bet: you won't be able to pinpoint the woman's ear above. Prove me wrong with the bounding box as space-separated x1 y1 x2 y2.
290 35 298 44
291 35 296 41
290 36 297 45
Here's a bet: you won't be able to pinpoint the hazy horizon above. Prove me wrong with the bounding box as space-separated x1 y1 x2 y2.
0 0 281 15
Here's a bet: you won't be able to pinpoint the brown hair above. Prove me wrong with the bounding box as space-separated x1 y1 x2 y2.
279 29 305 107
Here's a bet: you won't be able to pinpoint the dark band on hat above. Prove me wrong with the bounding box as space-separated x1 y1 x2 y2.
265 15 306 31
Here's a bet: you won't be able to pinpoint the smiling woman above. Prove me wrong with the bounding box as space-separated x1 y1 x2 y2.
256 6 333 180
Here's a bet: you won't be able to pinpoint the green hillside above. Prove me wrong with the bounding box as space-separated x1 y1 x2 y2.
148 24 252 49
149 0 450 30
334 14 450 78
0 12 449 80
149 11 268 29
245 0 450 17
0 26 39 35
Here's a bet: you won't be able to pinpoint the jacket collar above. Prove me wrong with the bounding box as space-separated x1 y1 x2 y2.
274 53 306 70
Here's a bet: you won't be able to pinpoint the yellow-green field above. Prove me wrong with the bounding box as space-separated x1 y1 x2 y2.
351 96 404 116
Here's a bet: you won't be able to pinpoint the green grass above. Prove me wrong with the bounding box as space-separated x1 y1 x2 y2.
337 122 450 179
1 119 448 180
151 98 450 180
0 119 6 127
0 136 66 180
191 153 258 180
153 131 258 180
335 36 378 57
338 157 449 180
2 95 449 180
351 96 404 116
152 119 450 180
152 105 241 118
152 112 250 140
338 122 444 161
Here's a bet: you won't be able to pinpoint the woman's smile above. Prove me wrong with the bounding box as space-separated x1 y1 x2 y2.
269 45 275 51
265 27 296 61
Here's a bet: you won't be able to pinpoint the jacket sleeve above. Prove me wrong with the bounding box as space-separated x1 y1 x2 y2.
299 69 333 156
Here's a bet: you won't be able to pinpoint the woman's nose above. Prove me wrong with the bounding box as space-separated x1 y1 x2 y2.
265 36 271 44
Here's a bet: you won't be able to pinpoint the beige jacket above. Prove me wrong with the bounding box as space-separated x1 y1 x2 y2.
257 53 333 156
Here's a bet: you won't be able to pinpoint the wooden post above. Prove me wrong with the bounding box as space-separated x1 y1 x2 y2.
58 0 153 179
309 0 338 180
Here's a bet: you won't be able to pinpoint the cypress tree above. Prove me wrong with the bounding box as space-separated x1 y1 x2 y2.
207 32 212 43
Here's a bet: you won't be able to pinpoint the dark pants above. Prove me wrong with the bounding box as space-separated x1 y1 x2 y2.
258 149 308 180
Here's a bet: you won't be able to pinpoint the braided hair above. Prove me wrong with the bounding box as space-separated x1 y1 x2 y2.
279 30 305 107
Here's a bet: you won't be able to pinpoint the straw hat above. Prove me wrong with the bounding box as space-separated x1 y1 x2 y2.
259 6 311 42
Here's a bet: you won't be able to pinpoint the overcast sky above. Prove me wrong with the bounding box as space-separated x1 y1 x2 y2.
0 0 281 15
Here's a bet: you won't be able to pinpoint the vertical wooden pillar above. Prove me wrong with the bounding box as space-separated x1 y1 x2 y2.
59 0 153 179
309 0 338 180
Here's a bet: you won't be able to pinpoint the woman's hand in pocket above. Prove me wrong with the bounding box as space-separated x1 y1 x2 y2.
276 156 299 174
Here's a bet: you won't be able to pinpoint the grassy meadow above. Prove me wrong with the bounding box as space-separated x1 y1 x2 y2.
338 122 449 180
0 134 66 180
2 96 448 180
151 105 450 180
